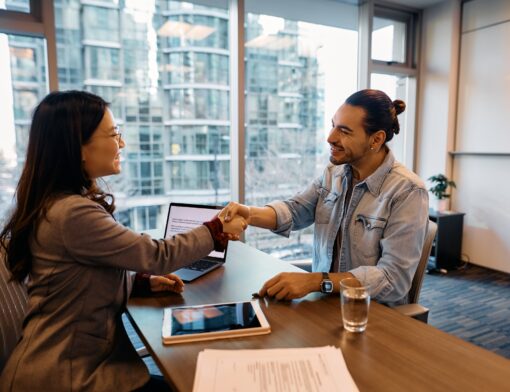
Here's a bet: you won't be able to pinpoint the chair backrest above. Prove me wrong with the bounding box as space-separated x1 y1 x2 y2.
407 220 437 304
0 243 28 372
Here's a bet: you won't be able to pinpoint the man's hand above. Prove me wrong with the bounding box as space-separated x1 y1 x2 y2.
258 272 322 300
218 208 248 235
222 202 251 224
150 273 185 293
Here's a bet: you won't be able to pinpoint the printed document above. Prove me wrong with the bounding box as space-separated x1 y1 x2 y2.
192 346 359 392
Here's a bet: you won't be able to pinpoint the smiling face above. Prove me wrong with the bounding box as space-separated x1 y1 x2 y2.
81 108 125 179
327 104 373 166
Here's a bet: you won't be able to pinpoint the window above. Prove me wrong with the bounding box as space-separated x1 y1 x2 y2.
1 0 420 259
371 6 415 66
84 46 121 81
83 5 120 42
368 6 418 169
244 0 358 260
372 17 407 63
58 0 230 229
0 33 48 223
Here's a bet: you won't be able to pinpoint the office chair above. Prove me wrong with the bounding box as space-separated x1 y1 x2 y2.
394 220 437 323
0 243 29 372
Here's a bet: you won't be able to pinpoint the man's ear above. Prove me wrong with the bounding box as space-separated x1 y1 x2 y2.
371 130 386 151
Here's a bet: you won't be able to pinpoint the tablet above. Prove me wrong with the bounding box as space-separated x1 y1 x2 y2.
162 300 271 344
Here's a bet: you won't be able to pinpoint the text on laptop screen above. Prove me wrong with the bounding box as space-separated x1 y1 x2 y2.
165 205 224 259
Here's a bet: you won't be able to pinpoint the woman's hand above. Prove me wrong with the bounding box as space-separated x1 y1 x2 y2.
218 207 248 235
149 273 185 293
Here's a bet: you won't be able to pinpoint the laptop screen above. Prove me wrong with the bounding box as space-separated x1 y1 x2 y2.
164 203 225 260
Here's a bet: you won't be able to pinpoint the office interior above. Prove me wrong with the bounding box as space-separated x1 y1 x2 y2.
1 0 509 383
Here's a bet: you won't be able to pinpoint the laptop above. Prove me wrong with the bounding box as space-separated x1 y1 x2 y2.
164 202 227 282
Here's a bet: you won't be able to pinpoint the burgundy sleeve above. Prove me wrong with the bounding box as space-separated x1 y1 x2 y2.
203 216 228 252
131 272 151 297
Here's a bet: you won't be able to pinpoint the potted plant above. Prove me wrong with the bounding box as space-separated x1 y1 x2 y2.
428 174 456 212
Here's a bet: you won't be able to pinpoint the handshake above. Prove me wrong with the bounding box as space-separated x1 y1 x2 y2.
217 202 251 238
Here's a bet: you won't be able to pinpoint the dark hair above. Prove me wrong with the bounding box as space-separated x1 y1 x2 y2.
0 90 114 282
345 89 406 143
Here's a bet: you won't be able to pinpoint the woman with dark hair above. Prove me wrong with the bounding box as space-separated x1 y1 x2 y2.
0 90 246 391
222 89 429 305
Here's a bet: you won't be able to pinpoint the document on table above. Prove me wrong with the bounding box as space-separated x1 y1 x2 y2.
192 346 359 392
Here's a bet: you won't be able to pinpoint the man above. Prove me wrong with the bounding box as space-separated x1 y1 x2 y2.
224 89 429 305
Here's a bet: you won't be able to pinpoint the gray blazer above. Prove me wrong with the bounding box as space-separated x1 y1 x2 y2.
0 195 214 391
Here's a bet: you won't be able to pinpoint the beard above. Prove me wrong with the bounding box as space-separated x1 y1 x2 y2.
328 143 371 166
329 154 347 166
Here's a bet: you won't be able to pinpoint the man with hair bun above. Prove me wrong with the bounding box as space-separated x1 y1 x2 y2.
224 89 429 305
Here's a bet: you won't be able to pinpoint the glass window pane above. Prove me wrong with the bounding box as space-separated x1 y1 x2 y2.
83 6 120 42
53 0 229 231
1 0 30 12
371 17 406 63
370 73 416 168
244 6 358 262
0 34 48 223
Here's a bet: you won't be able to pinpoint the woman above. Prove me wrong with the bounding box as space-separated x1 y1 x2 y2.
0 90 246 391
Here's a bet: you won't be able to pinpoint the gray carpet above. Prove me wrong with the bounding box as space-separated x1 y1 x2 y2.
421 263 510 358
124 263 510 376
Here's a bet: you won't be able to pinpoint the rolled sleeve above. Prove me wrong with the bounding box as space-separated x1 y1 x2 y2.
266 201 293 237
350 266 393 300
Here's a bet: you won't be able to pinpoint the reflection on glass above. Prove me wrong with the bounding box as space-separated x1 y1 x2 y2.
244 12 358 261
371 17 406 63
0 33 48 223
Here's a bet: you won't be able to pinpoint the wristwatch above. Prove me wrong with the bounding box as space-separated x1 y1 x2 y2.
320 272 333 293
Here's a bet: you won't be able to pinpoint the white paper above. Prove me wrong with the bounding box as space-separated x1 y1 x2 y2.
192 346 359 392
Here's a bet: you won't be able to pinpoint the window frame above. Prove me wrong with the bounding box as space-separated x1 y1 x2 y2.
0 0 58 90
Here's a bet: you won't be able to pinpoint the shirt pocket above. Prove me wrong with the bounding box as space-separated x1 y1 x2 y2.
315 188 339 224
353 214 387 258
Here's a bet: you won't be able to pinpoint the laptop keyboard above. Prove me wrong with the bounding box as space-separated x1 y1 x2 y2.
188 259 218 271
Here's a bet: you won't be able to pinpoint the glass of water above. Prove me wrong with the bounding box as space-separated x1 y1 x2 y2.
340 278 370 333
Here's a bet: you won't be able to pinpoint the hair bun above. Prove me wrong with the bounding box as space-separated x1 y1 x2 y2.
393 99 406 115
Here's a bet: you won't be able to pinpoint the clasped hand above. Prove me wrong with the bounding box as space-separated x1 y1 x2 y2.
217 202 250 239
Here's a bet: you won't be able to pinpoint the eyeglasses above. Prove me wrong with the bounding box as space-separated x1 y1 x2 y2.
112 125 122 143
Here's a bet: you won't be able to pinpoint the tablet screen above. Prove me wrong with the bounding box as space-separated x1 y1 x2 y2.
170 302 262 336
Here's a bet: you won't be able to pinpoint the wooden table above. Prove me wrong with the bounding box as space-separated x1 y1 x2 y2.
127 241 510 392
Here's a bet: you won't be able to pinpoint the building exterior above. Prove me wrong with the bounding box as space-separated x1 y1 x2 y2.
6 0 323 258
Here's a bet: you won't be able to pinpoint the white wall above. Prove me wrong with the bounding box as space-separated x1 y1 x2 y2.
417 0 510 273
415 0 460 181
452 0 510 273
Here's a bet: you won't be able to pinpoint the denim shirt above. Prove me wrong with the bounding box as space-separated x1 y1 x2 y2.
267 150 429 305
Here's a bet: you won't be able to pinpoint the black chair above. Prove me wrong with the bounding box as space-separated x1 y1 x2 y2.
0 242 28 372
394 220 437 323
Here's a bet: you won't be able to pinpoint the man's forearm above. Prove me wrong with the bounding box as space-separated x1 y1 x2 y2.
248 206 277 230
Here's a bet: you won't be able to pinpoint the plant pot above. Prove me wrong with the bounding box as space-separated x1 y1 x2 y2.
431 198 449 212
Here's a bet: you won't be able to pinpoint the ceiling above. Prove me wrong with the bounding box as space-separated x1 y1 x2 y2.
379 0 447 9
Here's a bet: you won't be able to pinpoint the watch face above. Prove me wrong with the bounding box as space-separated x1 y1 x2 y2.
321 280 333 293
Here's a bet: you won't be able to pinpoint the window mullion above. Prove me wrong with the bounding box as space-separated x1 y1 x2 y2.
41 0 58 91
357 0 374 89
229 0 245 205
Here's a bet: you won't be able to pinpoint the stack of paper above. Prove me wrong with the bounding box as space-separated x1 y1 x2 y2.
193 346 359 392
